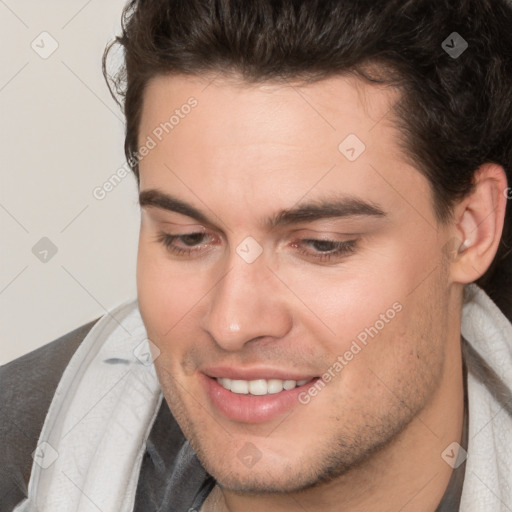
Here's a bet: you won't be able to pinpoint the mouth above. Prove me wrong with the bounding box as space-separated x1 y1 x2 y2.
200 372 320 424
215 377 312 395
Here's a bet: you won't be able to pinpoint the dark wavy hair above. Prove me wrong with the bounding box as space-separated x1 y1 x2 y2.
103 0 512 320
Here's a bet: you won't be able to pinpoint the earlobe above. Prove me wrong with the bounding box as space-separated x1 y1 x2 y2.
449 163 508 284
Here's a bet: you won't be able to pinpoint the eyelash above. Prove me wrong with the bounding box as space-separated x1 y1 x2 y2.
154 231 357 262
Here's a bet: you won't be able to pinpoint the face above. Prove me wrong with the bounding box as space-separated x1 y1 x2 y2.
136 74 456 493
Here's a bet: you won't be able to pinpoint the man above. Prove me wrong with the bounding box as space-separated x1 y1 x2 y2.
1 0 511 511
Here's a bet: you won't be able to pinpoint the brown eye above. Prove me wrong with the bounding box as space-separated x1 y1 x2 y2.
155 231 217 257
294 238 357 262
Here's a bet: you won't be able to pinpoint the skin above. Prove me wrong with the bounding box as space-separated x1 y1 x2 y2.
136 73 507 512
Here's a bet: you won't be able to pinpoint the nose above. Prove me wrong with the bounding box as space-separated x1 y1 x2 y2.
200 254 293 351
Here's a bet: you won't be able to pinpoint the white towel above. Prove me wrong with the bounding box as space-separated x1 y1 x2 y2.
14 284 512 511
460 285 512 511
14 298 163 512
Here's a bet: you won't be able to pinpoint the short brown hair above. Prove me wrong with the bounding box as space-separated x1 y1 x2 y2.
103 0 512 319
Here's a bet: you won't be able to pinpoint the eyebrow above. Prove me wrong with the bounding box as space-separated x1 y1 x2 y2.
139 189 386 229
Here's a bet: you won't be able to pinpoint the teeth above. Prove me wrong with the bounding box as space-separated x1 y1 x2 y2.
216 377 311 395
283 379 296 390
219 378 231 390
230 380 249 394
267 379 284 394
248 379 267 395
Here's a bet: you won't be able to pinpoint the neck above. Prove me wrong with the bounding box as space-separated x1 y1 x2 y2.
202 337 465 512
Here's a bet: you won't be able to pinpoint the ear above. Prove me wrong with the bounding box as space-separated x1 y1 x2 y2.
449 163 508 284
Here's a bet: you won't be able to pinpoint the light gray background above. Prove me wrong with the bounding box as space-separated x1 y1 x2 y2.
0 1 139 365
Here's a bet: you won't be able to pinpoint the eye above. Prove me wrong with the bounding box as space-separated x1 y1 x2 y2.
293 238 357 262
155 231 216 256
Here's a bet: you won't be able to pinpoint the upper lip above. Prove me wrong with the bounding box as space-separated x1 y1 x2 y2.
201 366 317 381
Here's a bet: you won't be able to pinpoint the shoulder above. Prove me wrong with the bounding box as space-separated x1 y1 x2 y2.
0 318 100 511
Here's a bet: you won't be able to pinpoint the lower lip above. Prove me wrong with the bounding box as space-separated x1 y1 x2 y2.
201 374 319 424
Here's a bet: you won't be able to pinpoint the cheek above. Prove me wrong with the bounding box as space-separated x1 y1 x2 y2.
136 237 211 351
137 238 183 340
278 238 443 373
276 264 404 349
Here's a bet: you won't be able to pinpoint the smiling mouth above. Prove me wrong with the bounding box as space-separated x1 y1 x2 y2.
215 377 315 395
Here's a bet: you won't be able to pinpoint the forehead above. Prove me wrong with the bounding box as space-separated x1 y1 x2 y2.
139 73 398 149
137 73 432 227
